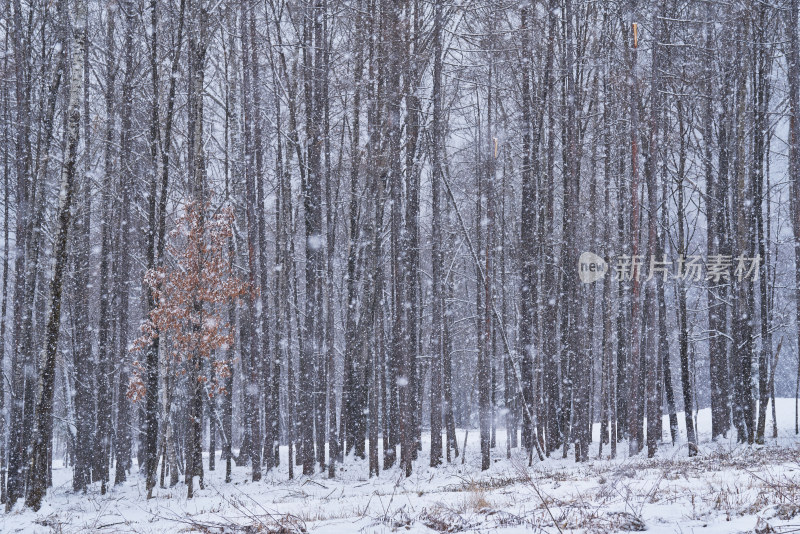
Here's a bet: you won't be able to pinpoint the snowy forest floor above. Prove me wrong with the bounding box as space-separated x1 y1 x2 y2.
5 400 800 533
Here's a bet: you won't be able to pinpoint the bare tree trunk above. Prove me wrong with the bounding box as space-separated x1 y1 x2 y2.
644 1 666 459
541 0 559 456
657 82 678 444
70 17 95 492
477 10 497 471
753 3 773 445
704 2 731 441
322 0 339 476
114 1 136 485
246 0 275 473
403 0 422 462
185 0 208 498
8 0 65 507
222 95 236 478
429 0 444 468
6 0 33 507
26 0 86 509
93 1 118 494
518 2 537 460
297 0 325 475
381 0 406 475
0 40 10 501
627 18 644 456
791 0 800 440
730 17 755 443
598 51 614 457
560 0 584 462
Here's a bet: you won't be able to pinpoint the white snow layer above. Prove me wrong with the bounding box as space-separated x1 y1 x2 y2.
4 399 800 533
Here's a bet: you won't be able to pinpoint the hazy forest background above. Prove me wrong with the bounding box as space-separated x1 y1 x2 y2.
0 0 799 522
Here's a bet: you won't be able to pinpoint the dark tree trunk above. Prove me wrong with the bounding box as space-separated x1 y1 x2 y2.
753 3 772 445
114 1 136 485
26 0 86 509
94 2 116 494
790 0 800 445
240 0 262 482
518 3 537 460
644 0 666 459
627 18 643 457
429 0 444 468
0 41 10 502
704 2 731 441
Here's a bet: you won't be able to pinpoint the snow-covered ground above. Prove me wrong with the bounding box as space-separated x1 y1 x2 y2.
5 400 800 533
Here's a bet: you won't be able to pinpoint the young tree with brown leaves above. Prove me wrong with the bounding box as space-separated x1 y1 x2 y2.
130 203 247 499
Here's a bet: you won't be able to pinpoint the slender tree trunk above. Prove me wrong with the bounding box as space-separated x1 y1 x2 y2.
753 3 772 445
247 0 275 473
114 1 136 484
8 0 64 506
518 3 537 460
644 1 666 458
343 2 366 459
185 0 208 497
429 0 444 468
791 0 800 440
704 2 731 441
675 101 698 456
627 18 644 456
541 0 559 455
70 24 94 493
26 0 86 509
657 88 678 444
0 43 10 501
403 0 422 462
5 0 33 507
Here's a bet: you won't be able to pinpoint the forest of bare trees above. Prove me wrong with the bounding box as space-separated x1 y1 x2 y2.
0 0 799 512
